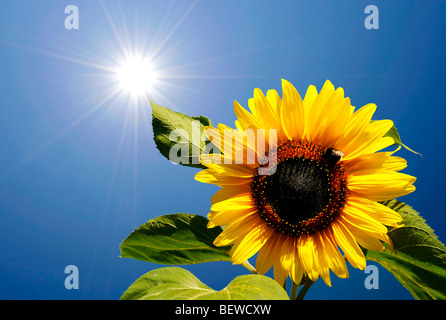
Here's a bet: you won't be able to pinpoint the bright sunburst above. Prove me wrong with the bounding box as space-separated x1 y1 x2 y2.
115 56 159 98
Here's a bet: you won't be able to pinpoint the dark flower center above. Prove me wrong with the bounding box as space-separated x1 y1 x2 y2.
264 158 331 223
251 140 348 237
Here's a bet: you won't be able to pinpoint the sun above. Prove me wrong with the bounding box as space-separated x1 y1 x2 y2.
115 56 159 97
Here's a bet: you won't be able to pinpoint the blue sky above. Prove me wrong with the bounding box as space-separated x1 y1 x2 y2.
0 0 445 299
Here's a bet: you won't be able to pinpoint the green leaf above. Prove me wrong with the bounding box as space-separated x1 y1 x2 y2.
151 100 215 169
120 213 231 265
383 125 421 156
120 267 289 300
365 200 446 300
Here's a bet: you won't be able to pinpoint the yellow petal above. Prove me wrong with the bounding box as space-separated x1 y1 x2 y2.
280 79 305 141
279 235 296 275
207 207 257 228
230 221 273 264
194 169 251 186
341 204 388 234
331 220 366 270
210 184 252 204
348 169 416 201
252 88 281 131
335 103 377 151
342 120 395 160
313 232 331 286
266 89 281 112
290 248 304 286
302 84 318 139
255 233 279 275
315 89 352 148
344 152 407 172
260 89 288 142
272 234 289 286
297 235 319 282
303 84 318 109
213 214 260 247
211 193 254 212
346 196 403 227
234 100 261 131
344 223 386 252
306 80 335 140
234 120 244 131
320 229 349 279
205 161 254 177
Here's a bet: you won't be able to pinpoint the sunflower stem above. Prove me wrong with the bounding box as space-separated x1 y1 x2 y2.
296 278 315 300
241 260 258 274
290 281 299 300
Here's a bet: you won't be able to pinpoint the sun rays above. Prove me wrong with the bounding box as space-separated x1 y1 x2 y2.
114 56 159 98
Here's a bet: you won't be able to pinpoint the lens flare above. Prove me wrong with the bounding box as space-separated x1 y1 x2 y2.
115 56 159 97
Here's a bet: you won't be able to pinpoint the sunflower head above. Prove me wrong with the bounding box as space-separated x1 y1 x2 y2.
195 80 416 286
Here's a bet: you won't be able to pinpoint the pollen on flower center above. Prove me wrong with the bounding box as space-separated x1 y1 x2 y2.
266 158 331 222
251 140 349 237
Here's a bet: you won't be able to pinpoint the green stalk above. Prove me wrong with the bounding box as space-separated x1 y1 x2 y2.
241 260 258 274
290 281 299 300
296 278 315 300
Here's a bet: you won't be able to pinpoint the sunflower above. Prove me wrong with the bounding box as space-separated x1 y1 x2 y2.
195 80 416 287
